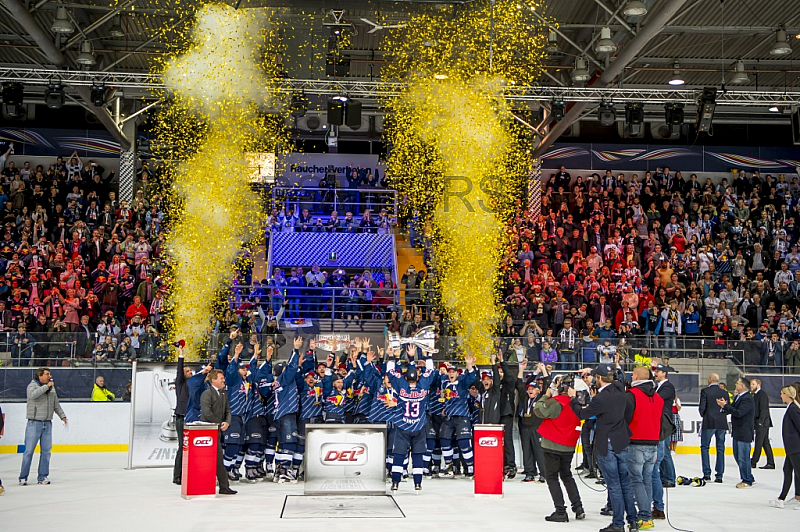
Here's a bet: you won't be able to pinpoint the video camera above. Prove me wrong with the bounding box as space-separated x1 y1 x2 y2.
552 372 591 406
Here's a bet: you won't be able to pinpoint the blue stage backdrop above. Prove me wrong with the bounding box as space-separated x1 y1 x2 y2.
270 232 394 271
542 143 800 173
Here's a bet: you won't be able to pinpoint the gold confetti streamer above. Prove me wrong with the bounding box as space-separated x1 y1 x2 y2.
382 0 552 363
151 3 288 359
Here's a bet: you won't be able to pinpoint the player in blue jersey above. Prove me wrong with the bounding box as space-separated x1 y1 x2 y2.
352 339 374 423
271 335 303 483
242 343 273 482
385 345 435 494
438 355 477 478
364 348 400 474
323 366 357 423
222 342 251 480
184 357 213 423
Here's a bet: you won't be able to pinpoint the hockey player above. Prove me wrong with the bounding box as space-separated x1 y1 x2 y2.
425 364 445 477
222 342 252 481
294 369 322 480
242 343 273 482
352 339 375 424
364 348 400 473
438 355 477 478
184 356 213 424
271 336 303 483
385 345 436 494
323 366 357 423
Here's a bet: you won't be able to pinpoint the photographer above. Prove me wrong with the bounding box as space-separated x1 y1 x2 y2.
569 364 638 532
534 371 586 522
625 366 665 530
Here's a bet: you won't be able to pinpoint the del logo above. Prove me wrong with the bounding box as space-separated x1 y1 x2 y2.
193 436 213 447
478 437 498 447
182 436 189 449
320 443 367 466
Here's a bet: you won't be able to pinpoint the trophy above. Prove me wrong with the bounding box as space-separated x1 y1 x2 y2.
153 372 178 442
398 325 439 354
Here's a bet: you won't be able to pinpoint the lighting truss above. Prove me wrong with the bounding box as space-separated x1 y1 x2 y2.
0 68 799 107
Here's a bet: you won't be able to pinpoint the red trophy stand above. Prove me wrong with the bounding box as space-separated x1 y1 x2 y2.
181 424 219 499
473 424 504 498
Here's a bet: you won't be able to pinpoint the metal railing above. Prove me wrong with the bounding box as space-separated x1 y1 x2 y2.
0 331 169 368
228 284 439 322
271 186 398 219
0 366 133 401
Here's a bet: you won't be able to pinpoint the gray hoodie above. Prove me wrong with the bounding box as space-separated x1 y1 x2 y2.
26 379 66 422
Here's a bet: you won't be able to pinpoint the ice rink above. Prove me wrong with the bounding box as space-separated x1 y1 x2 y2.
0 451 795 531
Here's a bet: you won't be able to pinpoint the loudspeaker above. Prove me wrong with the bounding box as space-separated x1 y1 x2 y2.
327 98 344 126
792 107 800 145
345 99 362 128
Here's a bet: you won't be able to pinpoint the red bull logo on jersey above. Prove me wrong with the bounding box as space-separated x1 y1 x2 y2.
320 443 367 465
478 436 498 447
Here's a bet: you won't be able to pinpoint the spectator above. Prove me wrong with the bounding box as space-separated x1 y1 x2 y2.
91 376 116 401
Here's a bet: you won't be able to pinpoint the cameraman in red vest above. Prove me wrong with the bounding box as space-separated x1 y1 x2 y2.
625 366 664 530
534 374 586 523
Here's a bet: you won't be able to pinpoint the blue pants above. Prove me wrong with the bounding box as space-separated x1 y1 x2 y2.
651 437 673 511
19 420 53 482
701 428 726 480
597 445 638 529
628 445 657 521
658 436 675 482
732 439 755 485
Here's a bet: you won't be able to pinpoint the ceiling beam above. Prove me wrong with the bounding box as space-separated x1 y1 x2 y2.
63 0 138 50
557 24 799 34
0 0 130 150
532 0 692 158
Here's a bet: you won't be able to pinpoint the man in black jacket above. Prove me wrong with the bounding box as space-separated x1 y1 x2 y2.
699 372 729 482
570 364 637 532
172 346 193 485
651 363 677 520
718 377 755 488
750 378 775 470
516 361 549 482
200 369 236 495
475 351 517 478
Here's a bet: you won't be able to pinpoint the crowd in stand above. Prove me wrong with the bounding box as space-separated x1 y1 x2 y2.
500 165 800 373
0 146 167 366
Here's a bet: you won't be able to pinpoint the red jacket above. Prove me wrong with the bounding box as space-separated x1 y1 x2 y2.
538 395 582 448
627 384 664 445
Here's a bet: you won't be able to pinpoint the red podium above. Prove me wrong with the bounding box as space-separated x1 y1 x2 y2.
473 424 504 498
181 424 219 499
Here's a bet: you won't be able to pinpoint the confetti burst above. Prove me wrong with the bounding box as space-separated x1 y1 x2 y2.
151 3 289 359
382 0 551 363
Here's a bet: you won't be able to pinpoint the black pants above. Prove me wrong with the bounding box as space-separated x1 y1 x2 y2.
519 423 546 476
544 450 583 512
173 415 184 483
215 432 229 491
500 415 515 468
580 418 596 474
751 425 775 467
778 451 800 501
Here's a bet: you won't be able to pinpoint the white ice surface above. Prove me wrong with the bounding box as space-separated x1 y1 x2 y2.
0 452 795 531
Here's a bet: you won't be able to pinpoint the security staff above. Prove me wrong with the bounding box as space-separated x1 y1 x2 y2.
535 374 585 523
750 378 775 470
